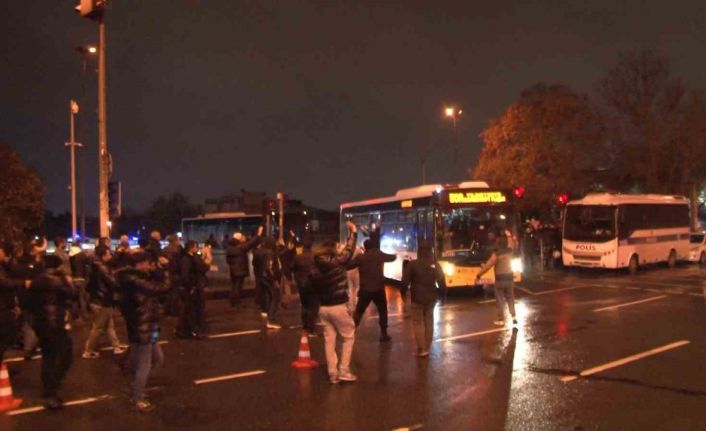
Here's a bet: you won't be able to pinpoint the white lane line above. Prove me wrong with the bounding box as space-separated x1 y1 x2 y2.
4 355 41 363
370 313 403 319
435 327 506 342
8 394 112 416
593 295 667 312
207 329 261 339
478 299 496 304
561 340 690 383
517 286 588 296
194 369 266 385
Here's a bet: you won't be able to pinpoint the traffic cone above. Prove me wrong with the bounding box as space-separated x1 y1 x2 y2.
0 362 22 412
291 331 319 369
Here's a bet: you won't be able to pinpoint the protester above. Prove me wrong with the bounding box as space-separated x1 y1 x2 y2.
345 245 363 315
293 236 318 336
349 239 397 342
177 241 212 339
0 242 30 362
116 252 170 413
27 255 76 410
69 244 90 320
311 221 358 384
254 237 283 329
400 241 446 357
226 227 263 306
12 240 45 361
476 229 518 327
82 245 127 358
53 237 72 275
163 235 184 316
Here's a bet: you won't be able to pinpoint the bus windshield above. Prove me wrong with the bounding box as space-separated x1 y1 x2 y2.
438 206 512 260
564 205 616 242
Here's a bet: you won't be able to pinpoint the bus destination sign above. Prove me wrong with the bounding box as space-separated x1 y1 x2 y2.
447 190 507 204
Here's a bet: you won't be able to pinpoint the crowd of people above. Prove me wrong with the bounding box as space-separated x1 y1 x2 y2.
0 219 518 412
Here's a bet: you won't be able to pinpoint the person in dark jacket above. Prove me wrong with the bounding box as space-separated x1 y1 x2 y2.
400 241 446 357
12 241 44 361
293 237 318 335
82 245 126 358
28 255 76 410
176 241 212 338
311 221 358 384
144 231 163 261
163 235 184 317
69 244 90 320
0 243 30 362
117 251 170 413
226 226 263 306
254 237 283 329
349 239 397 342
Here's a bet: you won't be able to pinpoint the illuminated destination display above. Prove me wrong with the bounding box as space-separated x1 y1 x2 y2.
400 200 413 208
448 191 507 204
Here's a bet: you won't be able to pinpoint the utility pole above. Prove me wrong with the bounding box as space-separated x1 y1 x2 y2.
97 16 110 238
276 192 285 241
66 101 83 241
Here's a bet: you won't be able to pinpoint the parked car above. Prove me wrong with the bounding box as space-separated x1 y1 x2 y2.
688 232 706 264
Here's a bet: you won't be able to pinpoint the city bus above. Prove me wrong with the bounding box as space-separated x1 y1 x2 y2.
562 193 691 273
340 181 523 289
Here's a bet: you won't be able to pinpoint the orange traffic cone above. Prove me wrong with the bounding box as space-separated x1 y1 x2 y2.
291 331 319 369
0 362 22 412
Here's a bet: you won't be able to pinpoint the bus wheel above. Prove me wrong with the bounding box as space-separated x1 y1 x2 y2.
667 250 677 269
628 255 639 275
700 252 706 266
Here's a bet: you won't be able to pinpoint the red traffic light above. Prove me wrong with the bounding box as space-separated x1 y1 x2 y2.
513 186 525 199
556 193 569 205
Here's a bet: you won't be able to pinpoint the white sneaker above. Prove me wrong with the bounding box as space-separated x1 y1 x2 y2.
493 320 505 327
338 370 358 382
113 345 128 355
82 351 100 359
266 322 282 330
260 312 268 318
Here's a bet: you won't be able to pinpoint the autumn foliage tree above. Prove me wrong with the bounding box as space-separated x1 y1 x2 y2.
473 84 604 211
0 142 44 241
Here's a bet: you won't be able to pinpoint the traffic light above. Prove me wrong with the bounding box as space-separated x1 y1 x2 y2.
74 0 105 20
513 186 526 199
556 193 569 206
108 181 122 218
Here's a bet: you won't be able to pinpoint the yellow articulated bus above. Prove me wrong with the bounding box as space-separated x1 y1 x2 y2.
340 181 523 289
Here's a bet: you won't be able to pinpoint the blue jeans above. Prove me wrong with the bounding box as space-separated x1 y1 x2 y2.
128 342 164 402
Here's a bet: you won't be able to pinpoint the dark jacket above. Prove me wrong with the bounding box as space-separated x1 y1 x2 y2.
28 269 75 332
0 264 24 315
145 238 163 261
253 247 281 287
312 232 357 306
180 253 210 293
163 243 184 286
70 251 90 279
117 268 170 345
347 248 396 293
401 259 447 306
88 260 119 307
226 236 261 278
293 250 315 294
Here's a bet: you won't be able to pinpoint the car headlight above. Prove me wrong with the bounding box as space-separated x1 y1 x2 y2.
511 258 523 273
441 262 456 276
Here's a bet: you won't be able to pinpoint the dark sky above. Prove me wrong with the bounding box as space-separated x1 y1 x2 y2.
2 1 705 214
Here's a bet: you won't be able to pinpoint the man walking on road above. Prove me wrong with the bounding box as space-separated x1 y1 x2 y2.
400 241 446 357
177 241 212 338
312 221 358 384
82 245 127 358
117 252 170 412
476 229 518 327
226 227 263 306
0 243 30 362
349 239 396 342
28 255 76 410
293 236 318 336
254 237 283 329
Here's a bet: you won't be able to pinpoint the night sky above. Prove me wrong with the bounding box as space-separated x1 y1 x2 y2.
2 1 705 214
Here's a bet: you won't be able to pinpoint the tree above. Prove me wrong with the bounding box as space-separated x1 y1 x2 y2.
144 193 201 235
473 84 604 212
598 49 706 194
0 142 44 241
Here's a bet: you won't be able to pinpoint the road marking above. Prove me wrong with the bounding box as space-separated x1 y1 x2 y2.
370 312 403 319
207 329 261 339
560 340 690 383
518 286 588 296
194 369 266 385
435 327 506 342
478 299 496 304
4 355 41 363
8 394 112 416
593 295 667 312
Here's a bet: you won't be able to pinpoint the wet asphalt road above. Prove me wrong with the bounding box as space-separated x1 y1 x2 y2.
2 264 706 431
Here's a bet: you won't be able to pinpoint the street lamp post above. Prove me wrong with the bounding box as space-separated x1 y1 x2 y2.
444 106 462 178
66 101 83 241
74 45 97 238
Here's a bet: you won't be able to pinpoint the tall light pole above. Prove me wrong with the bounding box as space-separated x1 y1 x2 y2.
74 44 97 238
444 106 462 178
75 0 110 238
66 101 83 241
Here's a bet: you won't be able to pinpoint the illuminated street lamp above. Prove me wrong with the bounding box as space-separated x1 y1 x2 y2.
444 106 462 129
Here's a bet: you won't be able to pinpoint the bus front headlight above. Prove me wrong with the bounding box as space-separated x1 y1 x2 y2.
441 262 456 276
511 258 523 273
